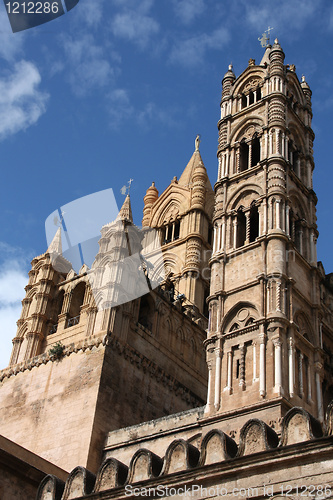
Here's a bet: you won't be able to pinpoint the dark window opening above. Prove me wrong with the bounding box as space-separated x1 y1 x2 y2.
236 359 240 379
174 221 180 240
292 150 299 173
138 294 154 332
239 142 249 172
67 282 86 328
256 88 261 101
251 137 260 167
249 91 254 105
230 323 239 332
241 94 247 109
236 211 246 248
249 206 259 242
208 226 213 247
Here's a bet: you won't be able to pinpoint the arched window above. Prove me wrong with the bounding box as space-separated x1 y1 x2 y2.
67 282 86 327
236 211 246 248
138 294 154 332
251 136 260 167
239 141 249 172
249 205 259 242
50 290 65 334
162 221 181 245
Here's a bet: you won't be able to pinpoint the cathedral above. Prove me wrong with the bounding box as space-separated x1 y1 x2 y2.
1 39 333 500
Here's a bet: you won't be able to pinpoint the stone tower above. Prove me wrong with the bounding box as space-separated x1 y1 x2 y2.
142 139 214 317
205 40 327 428
0 191 208 473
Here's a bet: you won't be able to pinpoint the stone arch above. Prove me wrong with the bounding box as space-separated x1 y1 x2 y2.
161 439 200 475
127 449 163 483
279 407 322 447
93 458 128 492
227 184 262 212
199 429 237 465
288 191 309 221
222 302 259 333
231 118 264 145
36 474 65 500
237 419 279 456
293 311 314 344
233 69 265 98
61 466 95 500
151 195 183 228
138 293 155 333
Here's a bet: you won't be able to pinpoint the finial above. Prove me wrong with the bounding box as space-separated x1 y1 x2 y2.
228 63 233 71
120 179 134 196
195 134 201 152
274 38 279 44
301 75 306 82
258 26 273 47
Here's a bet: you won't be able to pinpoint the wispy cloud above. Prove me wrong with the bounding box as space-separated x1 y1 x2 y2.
111 11 159 48
0 11 25 62
169 27 230 68
172 0 206 25
240 0 319 34
0 60 48 141
107 88 134 128
59 33 116 96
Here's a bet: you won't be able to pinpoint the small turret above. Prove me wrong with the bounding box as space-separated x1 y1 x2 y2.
222 64 236 100
301 75 312 108
142 182 159 227
269 38 285 77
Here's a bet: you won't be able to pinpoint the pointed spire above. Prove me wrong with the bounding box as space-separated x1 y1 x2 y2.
117 194 133 222
47 227 62 255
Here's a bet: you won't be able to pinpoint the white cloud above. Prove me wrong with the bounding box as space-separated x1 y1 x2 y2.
0 11 25 62
111 11 159 48
169 27 230 68
60 33 116 95
0 60 48 141
107 88 134 128
240 0 319 34
172 0 206 25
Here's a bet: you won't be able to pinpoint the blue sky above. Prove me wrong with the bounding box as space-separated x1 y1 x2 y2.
0 0 333 369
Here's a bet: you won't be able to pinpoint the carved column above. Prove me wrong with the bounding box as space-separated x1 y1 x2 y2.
214 347 223 410
288 337 295 397
299 352 304 398
315 362 324 422
226 350 233 394
273 338 282 395
259 329 266 397
239 344 246 390
205 359 214 414
245 210 251 244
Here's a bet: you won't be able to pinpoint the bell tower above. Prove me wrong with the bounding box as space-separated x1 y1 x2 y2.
205 40 323 426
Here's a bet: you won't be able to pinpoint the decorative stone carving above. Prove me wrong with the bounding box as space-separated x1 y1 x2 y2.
237 419 279 456
279 407 323 446
93 458 128 492
127 449 162 483
61 467 95 500
199 430 237 465
162 439 200 475
36 475 65 500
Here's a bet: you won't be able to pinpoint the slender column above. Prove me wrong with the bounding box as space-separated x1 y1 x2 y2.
213 227 217 253
230 149 235 175
288 337 295 397
253 342 257 381
281 132 285 157
226 150 230 176
221 154 226 177
260 136 263 161
246 94 250 106
259 331 266 397
285 136 289 161
221 219 226 250
264 133 268 158
239 344 246 390
217 224 221 252
275 199 281 229
273 338 282 395
285 204 290 236
275 129 279 154
205 360 214 413
218 156 222 179
263 199 267 234
233 217 237 249
226 350 233 394
214 348 222 409
296 158 301 177
276 281 282 312
315 363 324 422
236 148 240 173
307 360 312 402
254 91 257 103
270 199 274 230
248 142 252 169
299 352 304 397
245 210 251 244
